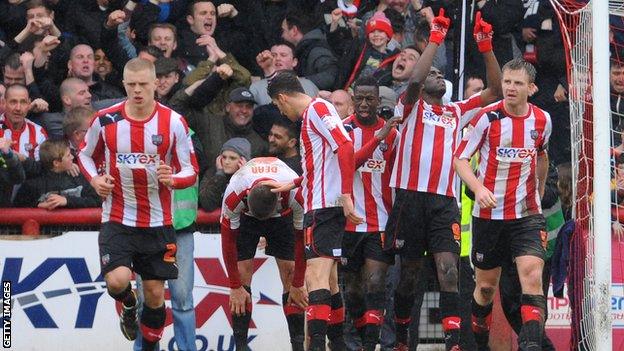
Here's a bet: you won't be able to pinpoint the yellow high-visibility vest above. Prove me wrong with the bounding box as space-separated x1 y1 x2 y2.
460 184 473 258
459 155 479 257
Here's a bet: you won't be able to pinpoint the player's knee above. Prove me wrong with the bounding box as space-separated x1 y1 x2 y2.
365 270 386 292
438 264 459 291
477 285 496 301
521 267 543 291
105 276 129 294
142 283 165 307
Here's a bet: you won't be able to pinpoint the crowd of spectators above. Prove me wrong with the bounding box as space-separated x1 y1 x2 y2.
0 0 580 213
1 0 623 349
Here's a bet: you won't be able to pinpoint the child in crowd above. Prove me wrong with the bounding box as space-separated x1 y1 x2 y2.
199 137 251 211
329 10 400 89
63 106 94 157
14 140 100 209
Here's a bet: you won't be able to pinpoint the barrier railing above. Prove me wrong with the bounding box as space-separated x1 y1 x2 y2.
0 208 221 235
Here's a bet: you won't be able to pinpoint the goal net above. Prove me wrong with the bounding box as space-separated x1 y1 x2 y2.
550 0 621 349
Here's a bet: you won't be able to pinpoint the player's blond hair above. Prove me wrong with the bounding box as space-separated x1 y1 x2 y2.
123 58 156 79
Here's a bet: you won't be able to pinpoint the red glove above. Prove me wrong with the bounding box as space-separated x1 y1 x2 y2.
429 8 451 45
474 11 494 53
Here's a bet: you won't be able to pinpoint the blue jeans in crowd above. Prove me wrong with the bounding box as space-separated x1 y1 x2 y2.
134 230 197 351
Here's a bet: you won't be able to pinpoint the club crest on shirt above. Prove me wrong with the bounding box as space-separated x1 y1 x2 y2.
378 142 388 152
152 134 163 146
530 130 539 140
24 143 35 151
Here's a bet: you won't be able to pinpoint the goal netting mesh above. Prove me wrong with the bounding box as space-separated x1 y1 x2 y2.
550 0 623 349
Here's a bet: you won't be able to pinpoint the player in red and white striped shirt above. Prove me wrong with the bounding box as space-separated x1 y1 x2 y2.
220 157 306 351
78 58 198 349
454 58 551 350
385 11 502 350
267 70 362 351
341 76 400 351
0 84 47 161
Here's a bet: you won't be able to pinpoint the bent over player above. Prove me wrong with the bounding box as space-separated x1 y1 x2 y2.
220 157 307 351
454 58 552 351
78 58 198 351
385 10 502 351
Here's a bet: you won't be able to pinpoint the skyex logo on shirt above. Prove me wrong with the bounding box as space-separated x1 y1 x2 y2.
495 147 536 162
359 159 386 173
422 110 456 129
116 153 160 169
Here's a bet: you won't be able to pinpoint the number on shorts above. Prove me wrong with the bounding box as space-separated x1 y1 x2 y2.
164 243 177 263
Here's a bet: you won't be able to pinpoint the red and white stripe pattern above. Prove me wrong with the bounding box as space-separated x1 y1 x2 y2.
221 157 304 230
390 94 482 197
0 115 47 159
343 116 397 232
78 101 198 227
300 98 352 213
454 101 552 220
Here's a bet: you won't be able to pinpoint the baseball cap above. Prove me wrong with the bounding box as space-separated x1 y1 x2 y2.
229 87 255 104
155 57 179 77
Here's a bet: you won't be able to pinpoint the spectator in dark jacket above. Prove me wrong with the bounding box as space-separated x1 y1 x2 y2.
172 84 268 166
94 48 122 90
155 57 183 106
525 0 571 165
66 44 124 101
174 44 251 118
2 53 26 86
38 77 92 140
282 8 339 90
612 60 624 145
199 137 250 211
34 43 124 112
14 139 100 209
268 118 302 175
10 0 62 51
177 0 254 71
0 1 27 43
63 0 125 49
0 136 25 208
466 0 524 78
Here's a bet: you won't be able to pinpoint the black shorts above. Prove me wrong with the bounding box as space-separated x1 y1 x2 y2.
238 214 294 261
384 189 461 259
99 221 178 281
304 207 346 259
471 214 547 270
341 231 395 272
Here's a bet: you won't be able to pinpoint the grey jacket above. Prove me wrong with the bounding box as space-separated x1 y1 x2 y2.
294 29 339 90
